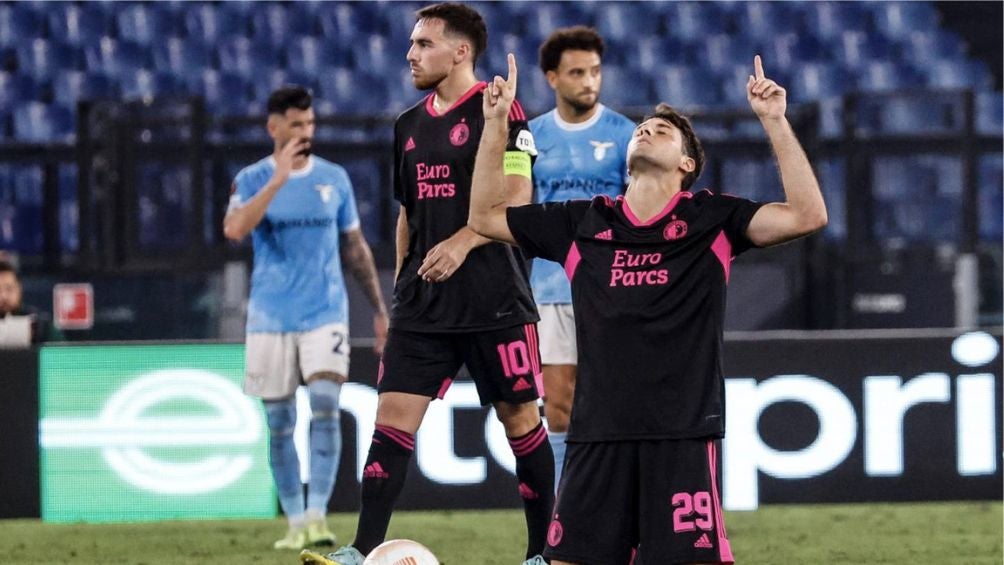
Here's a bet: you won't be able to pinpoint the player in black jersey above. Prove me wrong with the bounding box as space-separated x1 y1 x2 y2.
469 55 827 565
300 5 551 565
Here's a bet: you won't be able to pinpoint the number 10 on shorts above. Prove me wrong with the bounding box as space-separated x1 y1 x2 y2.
496 340 530 378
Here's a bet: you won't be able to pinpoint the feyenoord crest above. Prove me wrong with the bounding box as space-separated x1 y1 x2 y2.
664 217 688 240
450 121 470 146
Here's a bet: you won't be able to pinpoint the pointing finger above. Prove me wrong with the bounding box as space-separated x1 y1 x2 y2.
754 55 765 81
507 53 518 90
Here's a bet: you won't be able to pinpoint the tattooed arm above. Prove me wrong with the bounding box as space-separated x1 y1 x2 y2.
340 228 389 355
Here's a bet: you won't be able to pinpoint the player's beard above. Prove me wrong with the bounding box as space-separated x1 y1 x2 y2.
297 138 312 157
412 69 448 91
562 91 598 116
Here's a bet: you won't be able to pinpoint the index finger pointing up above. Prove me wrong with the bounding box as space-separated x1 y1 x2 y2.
754 55 765 80
507 53 518 89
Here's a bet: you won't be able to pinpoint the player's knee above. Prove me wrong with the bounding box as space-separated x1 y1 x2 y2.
308 379 342 418
494 400 541 437
264 398 297 437
544 405 570 432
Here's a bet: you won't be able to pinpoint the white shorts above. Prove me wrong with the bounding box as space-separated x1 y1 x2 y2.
537 303 577 366
244 322 350 400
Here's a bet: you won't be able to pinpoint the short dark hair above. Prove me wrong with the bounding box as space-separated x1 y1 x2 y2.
416 3 487 66
0 260 17 278
646 103 705 190
538 26 605 74
267 85 312 116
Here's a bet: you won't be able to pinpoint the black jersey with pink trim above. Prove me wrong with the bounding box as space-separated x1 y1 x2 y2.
391 82 538 332
506 190 764 441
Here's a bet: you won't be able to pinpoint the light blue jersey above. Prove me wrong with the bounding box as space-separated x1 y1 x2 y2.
229 156 360 333
529 104 635 304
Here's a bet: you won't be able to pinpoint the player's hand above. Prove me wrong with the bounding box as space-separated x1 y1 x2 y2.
418 236 471 283
746 55 786 121
482 53 518 121
271 137 309 187
372 310 388 356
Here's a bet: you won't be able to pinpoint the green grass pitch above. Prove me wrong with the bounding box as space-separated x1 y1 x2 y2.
0 501 999 564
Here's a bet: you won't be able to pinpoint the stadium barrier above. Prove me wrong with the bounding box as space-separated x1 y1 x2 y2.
1 329 999 521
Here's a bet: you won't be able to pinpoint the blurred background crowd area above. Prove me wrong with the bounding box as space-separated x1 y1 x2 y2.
0 0 1000 341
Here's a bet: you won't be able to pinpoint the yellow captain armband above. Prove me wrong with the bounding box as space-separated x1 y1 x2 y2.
503 151 532 178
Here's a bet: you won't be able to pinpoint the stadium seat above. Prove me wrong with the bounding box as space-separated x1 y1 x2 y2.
11 101 74 143
832 31 893 71
120 69 182 100
0 165 44 253
251 3 316 48
115 3 180 46
594 3 660 43
664 2 726 42
47 3 109 48
814 158 847 240
183 3 250 45
0 3 43 49
701 34 759 74
925 59 994 90
484 34 538 81
803 1 869 41
857 60 921 92
285 36 349 76
651 64 715 109
878 96 956 134
736 2 795 40
789 63 850 103
53 70 116 108
152 37 213 85
189 69 252 116
902 30 966 66
0 71 39 110
976 91 1003 136
522 3 591 44
349 34 406 77
16 39 80 82
620 36 690 73
84 37 149 76
216 37 281 80
978 154 1003 241
320 2 388 46
870 2 940 40
317 67 389 116
251 68 316 106
763 33 827 73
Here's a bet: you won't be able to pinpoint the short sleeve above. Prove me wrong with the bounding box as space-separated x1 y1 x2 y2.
506 99 537 158
719 194 765 255
337 168 361 232
227 168 263 214
506 200 591 263
392 121 407 205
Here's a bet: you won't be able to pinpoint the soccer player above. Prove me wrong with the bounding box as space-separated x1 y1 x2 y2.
469 55 827 565
529 26 635 488
300 4 551 565
223 85 389 551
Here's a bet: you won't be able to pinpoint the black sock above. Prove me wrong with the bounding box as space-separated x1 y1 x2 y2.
353 425 415 555
509 422 555 559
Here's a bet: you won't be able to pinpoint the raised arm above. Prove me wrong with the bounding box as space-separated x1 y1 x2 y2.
223 138 308 241
468 53 521 245
744 55 828 247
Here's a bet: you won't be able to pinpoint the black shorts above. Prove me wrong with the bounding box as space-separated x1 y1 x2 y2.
544 438 733 565
378 324 542 406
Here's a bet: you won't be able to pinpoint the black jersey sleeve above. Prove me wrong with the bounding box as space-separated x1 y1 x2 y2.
506 200 591 262
719 194 765 255
505 99 537 159
392 120 406 205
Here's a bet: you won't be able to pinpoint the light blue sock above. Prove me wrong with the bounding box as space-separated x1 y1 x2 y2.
264 398 305 523
548 430 567 493
306 379 343 513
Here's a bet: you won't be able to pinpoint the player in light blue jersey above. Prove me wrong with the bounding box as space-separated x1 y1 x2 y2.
223 86 388 551
529 27 635 489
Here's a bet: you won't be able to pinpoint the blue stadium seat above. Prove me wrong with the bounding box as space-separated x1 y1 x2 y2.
594 3 660 43
183 3 250 45
53 70 116 108
120 69 182 100
925 59 994 90
12 101 74 143
485 33 538 80
592 65 652 109
514 67 550 117
717 64 756 108
152 37 213 85
832 31 893 71
320 2 388 47
216 37 281 80
47 3 109 48
651 64 714 109
620 36 690 73
189 69 251 116
84 37 149 76
664 2 726 42
340 159 386 244
857 60 921 92
870 2 939 40
251 68 316 106
285 36 349 76
16 39 80 82
789 63 850 103
251 3 316 47
522 3 591 44
735 2 796 40
0 165 44 253
701 34 759 73
0 3 43 48
720 158 780 202
803 1 869 41
0 72 39 110
349 34 405 77
815 159 847 240
902 30 966 66
115 3 180 46
878 96 955 134
317 67 389 116
871 156 951 242
978 155 1003 241
976 91 1003 136
763 33 827 73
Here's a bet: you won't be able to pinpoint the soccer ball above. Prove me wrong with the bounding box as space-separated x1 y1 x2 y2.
362 539 440 565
